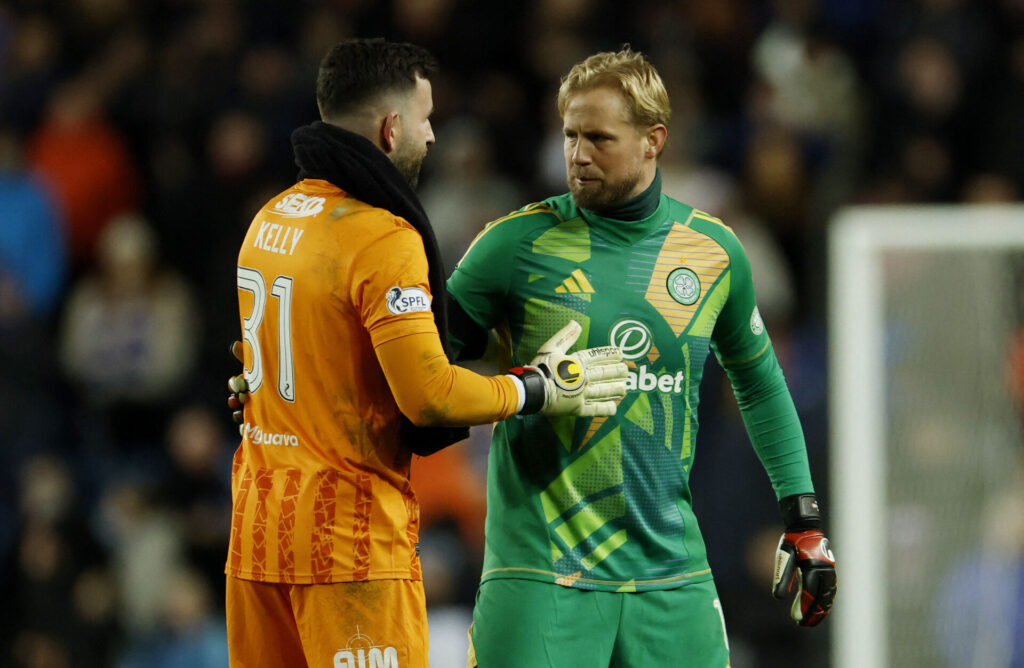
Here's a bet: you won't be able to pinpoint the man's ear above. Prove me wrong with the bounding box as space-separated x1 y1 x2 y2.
644 124 668 159
380 110 400 154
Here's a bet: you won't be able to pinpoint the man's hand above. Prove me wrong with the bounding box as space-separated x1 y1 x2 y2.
227 341 248 432
771 494 837 627
507 321 628 417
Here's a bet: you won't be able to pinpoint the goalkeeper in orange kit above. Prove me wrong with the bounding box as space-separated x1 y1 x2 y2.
223 38 626 668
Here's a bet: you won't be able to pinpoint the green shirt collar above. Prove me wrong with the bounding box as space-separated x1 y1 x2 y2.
579 169 667 245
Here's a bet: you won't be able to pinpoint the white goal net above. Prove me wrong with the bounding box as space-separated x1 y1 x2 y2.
829 205 1024 668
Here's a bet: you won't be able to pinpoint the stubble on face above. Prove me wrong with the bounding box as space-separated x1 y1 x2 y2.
392 141 427 189
567 162 644 213
390 75 434 189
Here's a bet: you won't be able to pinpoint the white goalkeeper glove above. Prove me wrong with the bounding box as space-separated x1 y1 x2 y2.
506 320 628 417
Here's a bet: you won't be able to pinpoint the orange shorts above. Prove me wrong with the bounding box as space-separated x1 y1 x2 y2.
226 576 428 668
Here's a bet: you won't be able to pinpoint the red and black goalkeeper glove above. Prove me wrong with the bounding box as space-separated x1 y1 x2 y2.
771 494 837 627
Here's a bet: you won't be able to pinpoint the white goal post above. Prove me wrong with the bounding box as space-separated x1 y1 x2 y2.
829 205 1024 668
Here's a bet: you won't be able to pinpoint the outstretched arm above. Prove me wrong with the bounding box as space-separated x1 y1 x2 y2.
375 331 519 427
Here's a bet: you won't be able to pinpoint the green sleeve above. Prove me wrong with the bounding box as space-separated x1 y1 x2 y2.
711 229 814 500
446 218 515 359
723 350 814 499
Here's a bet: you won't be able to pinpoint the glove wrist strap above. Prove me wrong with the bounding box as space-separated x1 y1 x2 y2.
779 493 822 531
507 367 546 415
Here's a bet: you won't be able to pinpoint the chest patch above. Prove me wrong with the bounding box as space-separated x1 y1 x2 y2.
667 267 701 305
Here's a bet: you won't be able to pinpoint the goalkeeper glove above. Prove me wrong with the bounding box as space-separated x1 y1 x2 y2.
227 341 247 434
506 320 628 417
771 493 838 627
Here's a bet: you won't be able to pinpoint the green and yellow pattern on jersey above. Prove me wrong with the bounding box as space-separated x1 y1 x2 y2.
449 192 810 592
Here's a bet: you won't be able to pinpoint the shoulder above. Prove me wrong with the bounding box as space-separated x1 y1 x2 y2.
271 181 421 239
480 197 571 239
463 194 577 253
677 204 747 262
267 179 410 224
340 204 419 239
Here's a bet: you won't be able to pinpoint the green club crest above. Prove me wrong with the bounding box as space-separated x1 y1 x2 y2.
667 267 700 305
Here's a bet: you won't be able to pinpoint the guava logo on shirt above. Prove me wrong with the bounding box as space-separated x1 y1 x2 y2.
609 318 685 395
385 286 431 315
667 267 701 305
273 192 325 217
243 423 299 447
333 627 399 668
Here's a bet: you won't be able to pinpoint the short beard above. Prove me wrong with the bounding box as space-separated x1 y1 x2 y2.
392 151 424 189
567 166 644 213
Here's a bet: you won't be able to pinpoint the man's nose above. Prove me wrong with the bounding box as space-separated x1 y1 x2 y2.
572 142 591 164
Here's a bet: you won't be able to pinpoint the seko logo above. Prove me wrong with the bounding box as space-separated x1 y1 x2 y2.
273 192 326 218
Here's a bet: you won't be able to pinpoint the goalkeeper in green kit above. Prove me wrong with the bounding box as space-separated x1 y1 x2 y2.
446 48 837 667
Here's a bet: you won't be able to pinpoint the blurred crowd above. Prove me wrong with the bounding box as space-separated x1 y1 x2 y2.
1 0 1023 666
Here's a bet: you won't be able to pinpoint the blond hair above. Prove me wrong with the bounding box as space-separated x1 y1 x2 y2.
557 47 670 128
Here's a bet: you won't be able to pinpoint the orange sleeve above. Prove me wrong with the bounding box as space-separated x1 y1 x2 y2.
351 225 435 344
375 332 520 427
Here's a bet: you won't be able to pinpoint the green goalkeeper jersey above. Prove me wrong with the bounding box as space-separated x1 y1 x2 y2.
447 190 814 592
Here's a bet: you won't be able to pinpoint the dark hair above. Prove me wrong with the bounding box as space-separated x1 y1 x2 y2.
316 38 438 118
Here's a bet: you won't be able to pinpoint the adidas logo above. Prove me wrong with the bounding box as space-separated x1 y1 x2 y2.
555 269 594 294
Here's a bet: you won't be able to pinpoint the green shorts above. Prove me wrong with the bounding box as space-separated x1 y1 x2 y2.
467 578 731 667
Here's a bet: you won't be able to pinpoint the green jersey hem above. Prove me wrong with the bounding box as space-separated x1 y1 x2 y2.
480 565 714 592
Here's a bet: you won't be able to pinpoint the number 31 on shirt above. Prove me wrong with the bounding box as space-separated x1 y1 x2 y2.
237 266 295 401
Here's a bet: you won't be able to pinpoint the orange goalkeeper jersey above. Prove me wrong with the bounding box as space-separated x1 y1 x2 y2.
228 179 517 584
